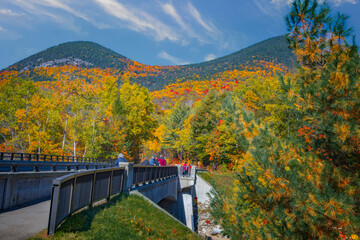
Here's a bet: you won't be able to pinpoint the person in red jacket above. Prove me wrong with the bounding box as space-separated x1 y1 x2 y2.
157 154 166 166
183 162 187 175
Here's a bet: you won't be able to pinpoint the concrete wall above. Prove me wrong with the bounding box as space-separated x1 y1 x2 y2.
130 190 189 230
181 186 195 230
195 175 213 204
138 179 196 232
131 167 198 232
0 171 70 211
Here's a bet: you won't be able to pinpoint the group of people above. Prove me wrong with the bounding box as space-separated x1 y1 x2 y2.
115 153 192 177
142 155 167 166
182 162 192 176
114 153 167 167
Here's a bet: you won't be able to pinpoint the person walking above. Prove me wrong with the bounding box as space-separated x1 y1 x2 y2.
183 162 187 176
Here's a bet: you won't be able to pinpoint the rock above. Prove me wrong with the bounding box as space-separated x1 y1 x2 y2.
211 227 222 235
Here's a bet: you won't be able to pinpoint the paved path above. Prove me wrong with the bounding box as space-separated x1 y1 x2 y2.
0 201 50 240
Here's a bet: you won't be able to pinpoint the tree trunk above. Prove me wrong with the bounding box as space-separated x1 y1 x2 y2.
83 145 87 158
73 141 76 162
62 114 68 152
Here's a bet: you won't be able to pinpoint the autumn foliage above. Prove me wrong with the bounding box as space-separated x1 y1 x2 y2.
0 0 359 237
208 1 360 239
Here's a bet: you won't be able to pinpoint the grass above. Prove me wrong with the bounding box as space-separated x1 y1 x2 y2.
31 194 200 240
197 171 237 198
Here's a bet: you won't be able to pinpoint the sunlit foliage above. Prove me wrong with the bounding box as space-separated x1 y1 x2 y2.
209 0 360 239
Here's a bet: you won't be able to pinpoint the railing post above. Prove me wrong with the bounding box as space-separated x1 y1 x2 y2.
177 165 182 177
90 172 96 206
107 170 113 201
118 162 134 192
48 183 60 235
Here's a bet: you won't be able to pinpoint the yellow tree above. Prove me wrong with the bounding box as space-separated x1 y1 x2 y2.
113 78 157 163
0 75 38 152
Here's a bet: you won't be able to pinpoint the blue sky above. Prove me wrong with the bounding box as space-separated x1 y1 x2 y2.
0 0 359 69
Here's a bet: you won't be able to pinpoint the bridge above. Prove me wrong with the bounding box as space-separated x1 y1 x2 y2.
0 152 204 238
0 152 114 211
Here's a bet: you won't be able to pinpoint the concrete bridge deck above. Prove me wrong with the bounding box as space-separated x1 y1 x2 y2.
0 200 50 240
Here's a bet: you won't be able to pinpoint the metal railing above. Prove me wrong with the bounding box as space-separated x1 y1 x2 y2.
47 167 125 235
48 164 179 235
0 152 114 163
132 165 178 186
0 152 115 172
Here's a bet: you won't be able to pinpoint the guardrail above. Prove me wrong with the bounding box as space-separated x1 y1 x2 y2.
132 165 178 186
0 160 114 172
0 152 114 163
48 165 178 235
47 167 125 235
0 152 115 172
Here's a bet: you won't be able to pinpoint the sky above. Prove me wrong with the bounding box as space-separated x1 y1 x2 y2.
0 0 359 69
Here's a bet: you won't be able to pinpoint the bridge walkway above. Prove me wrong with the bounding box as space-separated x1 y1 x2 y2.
0 200 50 240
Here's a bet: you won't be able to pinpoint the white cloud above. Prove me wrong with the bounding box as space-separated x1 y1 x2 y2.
253 0 283 19
11 0 83 32
161 3 208 44
157 51 189 65
184 2 230 48
12 0 89 21
0 8 23 16
187 3 215 33
0 27 22 40
204 53 216 61
161 3 185 29
270 0 292 6
1 0 233 51
94 0 178 42
331 0 357 5
8 0 107 31
270 0 357 6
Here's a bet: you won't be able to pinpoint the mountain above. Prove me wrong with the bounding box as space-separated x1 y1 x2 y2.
5 36 295 90
188 35 295 75
7 41 130 72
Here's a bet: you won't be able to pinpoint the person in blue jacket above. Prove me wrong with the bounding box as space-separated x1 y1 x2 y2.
115 153 127 166
149 155 159 166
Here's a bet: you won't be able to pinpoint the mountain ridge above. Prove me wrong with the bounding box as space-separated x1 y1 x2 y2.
6 41 129 72
4 35 295 90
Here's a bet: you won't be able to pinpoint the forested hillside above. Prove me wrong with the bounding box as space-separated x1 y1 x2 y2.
4 36 294 90
7 41 129 71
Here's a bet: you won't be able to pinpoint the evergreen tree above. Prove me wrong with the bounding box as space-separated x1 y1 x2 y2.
188 91 223 166
210 1 360 238
162 101 190 160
